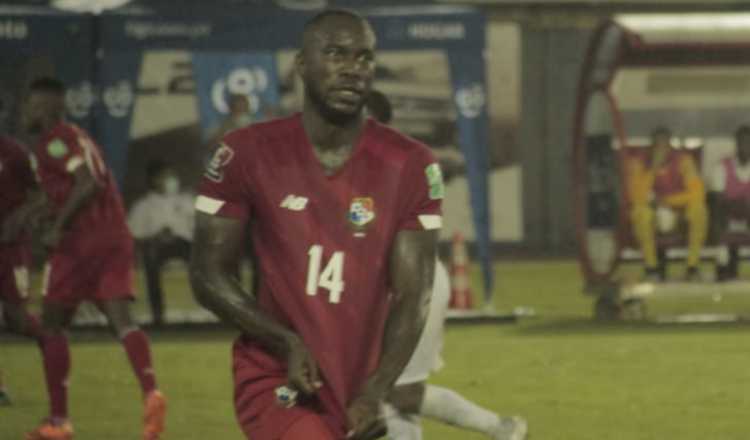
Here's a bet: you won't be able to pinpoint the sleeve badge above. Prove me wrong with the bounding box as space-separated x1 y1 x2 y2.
205 143 235 182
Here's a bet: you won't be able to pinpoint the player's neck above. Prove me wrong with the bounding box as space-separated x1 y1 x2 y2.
302 106 365 152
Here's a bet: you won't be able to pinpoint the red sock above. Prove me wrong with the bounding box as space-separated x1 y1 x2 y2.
40 333 70 419
122 330 157 395
24 313 44 340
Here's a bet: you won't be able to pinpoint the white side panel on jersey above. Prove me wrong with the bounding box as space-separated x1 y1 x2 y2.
66 155 85 173
195 195 225 215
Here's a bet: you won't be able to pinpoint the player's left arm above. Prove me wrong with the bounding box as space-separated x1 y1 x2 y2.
347 229 436 439
347 148 442 439
663 155 705 206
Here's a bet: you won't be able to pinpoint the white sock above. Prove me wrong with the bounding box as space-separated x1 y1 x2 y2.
420 385 499 435
383 403 423 440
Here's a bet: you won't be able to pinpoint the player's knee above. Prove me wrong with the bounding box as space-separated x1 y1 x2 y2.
389 382 426 414
2 305 25 334
630 205 653 227
41 306 71 333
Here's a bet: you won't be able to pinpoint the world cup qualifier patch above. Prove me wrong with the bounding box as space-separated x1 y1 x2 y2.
47 139 68 159
205 143 235 182
425 163 445 200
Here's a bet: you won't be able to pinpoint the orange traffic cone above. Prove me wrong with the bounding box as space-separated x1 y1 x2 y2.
449 231 474 309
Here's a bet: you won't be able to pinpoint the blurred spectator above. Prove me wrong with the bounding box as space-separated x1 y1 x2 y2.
206 93 254 149
128 160 194 326
366 89 465 181
625 126 708 281
710 125 750 280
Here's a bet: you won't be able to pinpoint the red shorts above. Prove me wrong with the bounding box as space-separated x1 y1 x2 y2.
232 338 343 440
0 243 31 304
42 237 135 308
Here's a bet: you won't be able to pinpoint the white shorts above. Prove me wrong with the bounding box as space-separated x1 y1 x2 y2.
396 260 450 386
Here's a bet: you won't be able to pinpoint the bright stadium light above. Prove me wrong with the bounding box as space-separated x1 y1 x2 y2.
52 0 132 14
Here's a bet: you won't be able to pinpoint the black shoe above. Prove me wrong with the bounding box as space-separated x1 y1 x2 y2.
684 266 702 282
0 388 12 406
643 267 662 283
716 265 737 282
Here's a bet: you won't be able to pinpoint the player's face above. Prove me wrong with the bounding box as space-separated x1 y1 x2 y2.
737 133 750 162
651 132 671 149
299 17 376 122
22 92 59 135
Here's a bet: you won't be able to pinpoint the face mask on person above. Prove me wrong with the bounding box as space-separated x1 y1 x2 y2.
233 114 253 128
163 176 180 195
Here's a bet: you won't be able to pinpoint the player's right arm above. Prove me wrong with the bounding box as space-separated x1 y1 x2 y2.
189 142 321 395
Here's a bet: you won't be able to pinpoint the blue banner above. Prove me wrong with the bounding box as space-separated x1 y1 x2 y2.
0 12 94 132
96 52 142 186
191 52 280 140
448 50 493 300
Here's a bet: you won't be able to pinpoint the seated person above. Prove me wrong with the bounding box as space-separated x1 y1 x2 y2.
710 125 750 280
625 126 708 281
128 160 194 325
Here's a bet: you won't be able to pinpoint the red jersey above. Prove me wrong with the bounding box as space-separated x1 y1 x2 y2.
652 150 689 197
31 122 130 252
0 136 34 226
196 114 443 431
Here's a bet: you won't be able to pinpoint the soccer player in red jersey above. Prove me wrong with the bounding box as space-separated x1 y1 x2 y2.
0 134 46 406
16 77 166 440
190 9 441 440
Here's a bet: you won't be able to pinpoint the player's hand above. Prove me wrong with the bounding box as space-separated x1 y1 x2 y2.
346 393 386 440
0 212 25 243
40 225 63 249
285 337 322 396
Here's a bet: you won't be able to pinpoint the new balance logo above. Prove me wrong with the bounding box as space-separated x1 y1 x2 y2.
280 194 309 211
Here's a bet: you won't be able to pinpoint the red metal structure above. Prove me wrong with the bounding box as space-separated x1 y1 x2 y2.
573 14 750 296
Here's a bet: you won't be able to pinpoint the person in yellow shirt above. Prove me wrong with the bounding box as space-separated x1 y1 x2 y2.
626 127 708 281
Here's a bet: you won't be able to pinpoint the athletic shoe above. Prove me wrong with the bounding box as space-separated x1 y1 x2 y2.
491 416 528 440
0 388 11 406
143 390 167 440
25 418 74 440
684 266 701 282
643 267 663 283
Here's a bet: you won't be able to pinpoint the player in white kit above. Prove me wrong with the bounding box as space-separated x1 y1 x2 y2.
383 259 527 440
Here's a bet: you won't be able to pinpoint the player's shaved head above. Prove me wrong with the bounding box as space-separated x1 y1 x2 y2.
23 76 66 134
301 9 373 50
735 124 750 140
296 8 376 125
28 77 66 96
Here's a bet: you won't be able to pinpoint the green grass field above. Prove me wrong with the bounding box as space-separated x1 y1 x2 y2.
3 260 750 439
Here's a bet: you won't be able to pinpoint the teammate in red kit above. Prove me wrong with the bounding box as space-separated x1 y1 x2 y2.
0 134 47 406
15 77 166 440
190 9 441 440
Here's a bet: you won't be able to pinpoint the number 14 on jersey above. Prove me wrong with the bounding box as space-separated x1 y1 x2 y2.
306 245 345 304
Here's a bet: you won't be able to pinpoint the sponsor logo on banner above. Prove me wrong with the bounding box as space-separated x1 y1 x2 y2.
0 20 28 39
103 80 135 118
349 197 376 230
455 83 485 119
211 67 269 115
205 143 234 182
408 22 465 40
65 82 96 119
275 0 327 10
125 21 212 41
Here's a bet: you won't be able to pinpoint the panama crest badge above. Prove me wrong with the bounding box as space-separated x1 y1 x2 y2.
349 197 375 232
